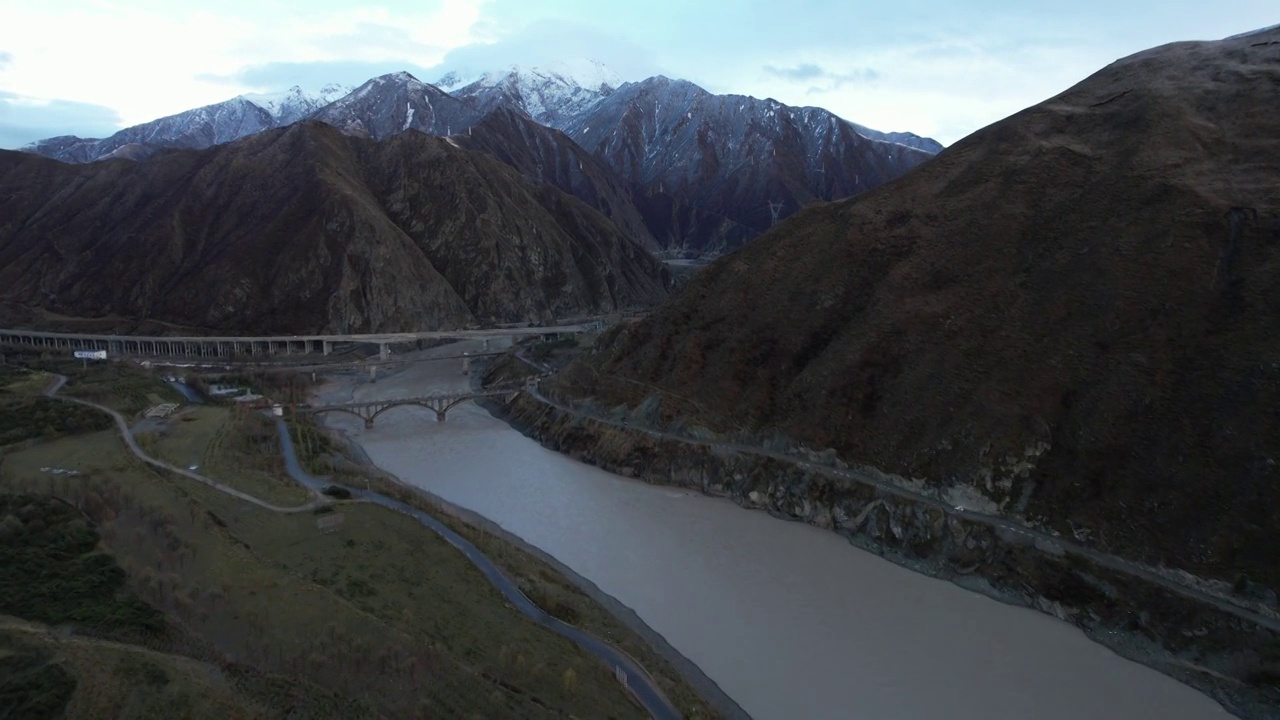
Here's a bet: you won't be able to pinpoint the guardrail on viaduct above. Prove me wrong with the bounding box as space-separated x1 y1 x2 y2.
0 322 602 361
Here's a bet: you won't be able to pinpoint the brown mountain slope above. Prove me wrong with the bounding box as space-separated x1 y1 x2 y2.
0 122 667 333
559 30 1280 588
452 107 661 253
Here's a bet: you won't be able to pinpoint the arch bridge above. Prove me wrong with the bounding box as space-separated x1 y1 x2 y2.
295 387 523 427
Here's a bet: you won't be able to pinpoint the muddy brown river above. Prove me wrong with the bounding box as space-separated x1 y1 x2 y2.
317 342 1230 720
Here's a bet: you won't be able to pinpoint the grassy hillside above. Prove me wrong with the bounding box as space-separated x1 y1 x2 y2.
0 358 715 718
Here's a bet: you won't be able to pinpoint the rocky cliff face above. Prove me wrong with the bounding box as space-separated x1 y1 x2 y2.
0 123 667 333
561 77 936 252
310 72 483 140
499 392 1280 719
555 29 1280 613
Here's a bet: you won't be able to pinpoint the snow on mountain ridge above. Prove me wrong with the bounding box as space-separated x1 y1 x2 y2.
437 59 622 94
307 71 481 140
22 62 944 189
1226 22 1280 39
442 59 625 130
240 83 353 124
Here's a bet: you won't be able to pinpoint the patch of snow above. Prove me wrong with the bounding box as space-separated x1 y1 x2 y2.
436 58 626 128
542 58 624 92
404 102 415 130
241 83 354 122
435 71 465 89
1226 23 1280 39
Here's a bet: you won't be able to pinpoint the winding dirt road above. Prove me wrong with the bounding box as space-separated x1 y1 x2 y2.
41 373 682 720
43 374 324 513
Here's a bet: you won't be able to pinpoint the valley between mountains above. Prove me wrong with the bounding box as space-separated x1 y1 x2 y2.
2 23 1279 720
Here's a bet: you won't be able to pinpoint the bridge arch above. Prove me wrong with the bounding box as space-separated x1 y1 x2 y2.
308 407 370 423
440 396 478 415
300 387 524 428
368 400 442 424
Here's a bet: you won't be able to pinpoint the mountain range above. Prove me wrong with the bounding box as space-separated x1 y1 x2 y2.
0 122 667 334
556 26 1280 623
20 62 939 254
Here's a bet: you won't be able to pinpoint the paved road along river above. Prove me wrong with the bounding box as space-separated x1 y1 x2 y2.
316 342 1232 720
271 418 682 719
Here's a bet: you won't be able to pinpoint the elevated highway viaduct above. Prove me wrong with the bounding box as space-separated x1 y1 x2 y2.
0 322 602 362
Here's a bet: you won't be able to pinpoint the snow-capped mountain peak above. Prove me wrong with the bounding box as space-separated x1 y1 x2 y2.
439 59 622 94
440 59 625 130
308 71 482 140
386 70 422 85
240 83 352 124
435 71 465 90
542 59 624 93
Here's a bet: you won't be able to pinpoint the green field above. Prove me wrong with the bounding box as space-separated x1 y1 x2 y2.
0 431 647 718
0 360 709 718
360 471 719 720
0 368 113 446
287 415 342 476
0 353 183 416
147 406 313 506
1 619 281 720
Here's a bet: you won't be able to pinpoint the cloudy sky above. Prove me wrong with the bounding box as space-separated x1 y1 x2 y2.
0 0 1275 148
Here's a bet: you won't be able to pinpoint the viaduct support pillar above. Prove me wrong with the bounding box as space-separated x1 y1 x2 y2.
369 366 378 383
379 343 390 361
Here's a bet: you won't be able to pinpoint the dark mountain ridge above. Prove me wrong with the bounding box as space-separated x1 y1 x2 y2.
561 76 936 251
20 70 940 254
309 72 482 140
22 97 279 164
450 107 661 251
0 122 667 334
557 29 1280 595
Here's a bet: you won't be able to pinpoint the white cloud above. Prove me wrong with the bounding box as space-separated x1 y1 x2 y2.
0 90 122 147
719 36 1118 144
424 19 664 85
0 0 489 127
3 2 1275 147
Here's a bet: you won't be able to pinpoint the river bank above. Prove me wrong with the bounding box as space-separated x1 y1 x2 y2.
496 388 1279 720
311 344 1241 720
313 410 749 720
308 358 745 719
